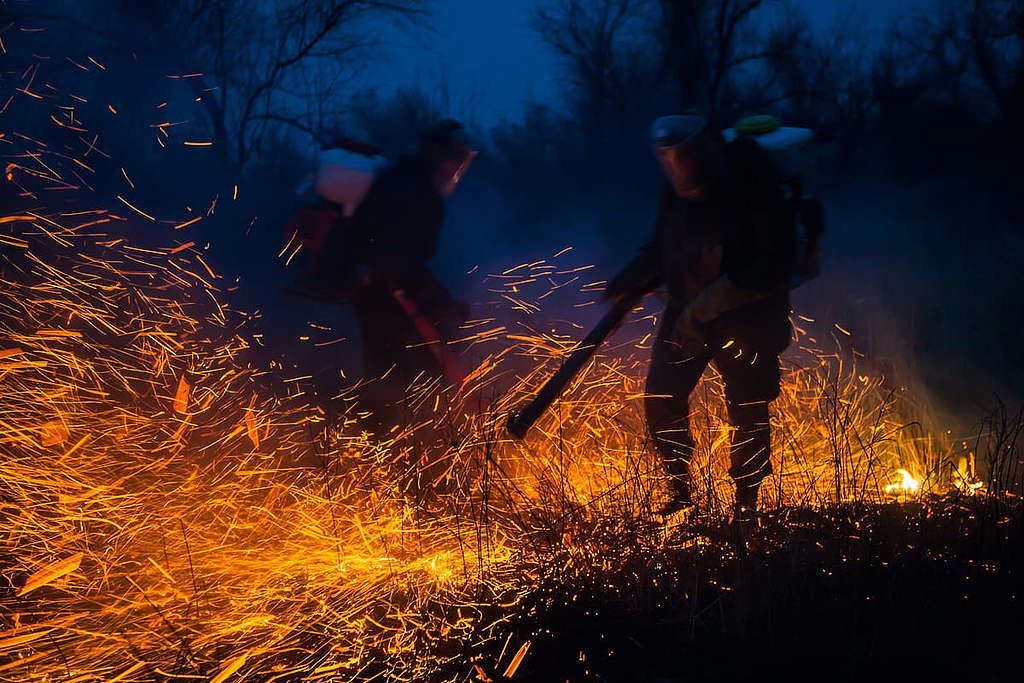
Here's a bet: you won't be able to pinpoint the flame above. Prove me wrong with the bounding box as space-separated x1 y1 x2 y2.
885 468 921 495
952 454 986 495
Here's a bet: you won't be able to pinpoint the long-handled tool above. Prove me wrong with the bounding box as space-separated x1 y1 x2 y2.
283 283 468 388
507 295 641 439
390 287 468 387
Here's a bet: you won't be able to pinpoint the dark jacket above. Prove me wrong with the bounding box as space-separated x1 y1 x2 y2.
318 154 444 293
611 137 797 336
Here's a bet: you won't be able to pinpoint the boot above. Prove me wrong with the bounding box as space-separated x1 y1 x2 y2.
658 475 693 516
733 484 759 523
731 484 763 553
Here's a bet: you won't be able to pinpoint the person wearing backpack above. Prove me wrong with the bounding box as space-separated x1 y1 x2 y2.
287 120 478 432
604 113 823 521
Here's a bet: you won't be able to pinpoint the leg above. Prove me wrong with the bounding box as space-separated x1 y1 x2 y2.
712 333 782 515
353 285 453 503
645 305 711 506
352 285 418 435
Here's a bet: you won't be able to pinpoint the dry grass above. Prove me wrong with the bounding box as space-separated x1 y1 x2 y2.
1 38 1020 681
1 214 1018 682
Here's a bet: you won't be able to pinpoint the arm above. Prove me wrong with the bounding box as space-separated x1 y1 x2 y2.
688 276 766 323
690 209 795 322
604 240 662 302
687 147 798 323
688 210 793 324
726 180 797 294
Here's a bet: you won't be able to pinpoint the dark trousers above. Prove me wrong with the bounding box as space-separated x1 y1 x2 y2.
351 284 441 429
351 284 447 501
644 302 789 490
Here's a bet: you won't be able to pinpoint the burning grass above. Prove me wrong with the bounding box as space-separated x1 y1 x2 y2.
0 211 1019 681
1 41 1022 682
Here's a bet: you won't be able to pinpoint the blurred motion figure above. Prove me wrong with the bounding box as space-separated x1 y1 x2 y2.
285 120 478 431
606 113 823 521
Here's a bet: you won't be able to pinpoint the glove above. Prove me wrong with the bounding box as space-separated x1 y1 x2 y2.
674 303 707 348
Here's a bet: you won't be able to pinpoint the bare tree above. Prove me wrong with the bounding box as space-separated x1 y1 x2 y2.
342 80 464 159
656 0 817 121
895 0 1023 128
534 0 815 128
964 0 1024 126
532 0 657 131
746 6 881 157
6 0 429 170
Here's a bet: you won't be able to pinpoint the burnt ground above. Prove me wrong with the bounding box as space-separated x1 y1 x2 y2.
457 497 1024 682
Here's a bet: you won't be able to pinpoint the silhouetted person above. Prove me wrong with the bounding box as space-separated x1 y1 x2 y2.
309 120 477 432
606 113 818 521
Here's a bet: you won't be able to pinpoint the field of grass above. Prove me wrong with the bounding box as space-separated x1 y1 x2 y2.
1 211 1021 682
2 32 1021 679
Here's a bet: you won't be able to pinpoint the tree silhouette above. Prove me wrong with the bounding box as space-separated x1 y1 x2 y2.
5 0 429 170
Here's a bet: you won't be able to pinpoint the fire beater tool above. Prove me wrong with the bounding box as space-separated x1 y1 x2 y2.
506 294 642 440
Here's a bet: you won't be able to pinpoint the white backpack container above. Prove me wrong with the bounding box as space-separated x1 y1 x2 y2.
723 115 823 286
723 115 814 181
314 142 388 216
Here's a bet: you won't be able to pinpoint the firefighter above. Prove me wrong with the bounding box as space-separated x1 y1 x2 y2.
605 113 805 521
310 120 477 431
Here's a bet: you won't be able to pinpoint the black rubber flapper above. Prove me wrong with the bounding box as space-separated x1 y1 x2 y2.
505 296 640 440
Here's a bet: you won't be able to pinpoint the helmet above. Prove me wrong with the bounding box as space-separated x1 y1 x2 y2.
421 119 478 196
651 113 722 200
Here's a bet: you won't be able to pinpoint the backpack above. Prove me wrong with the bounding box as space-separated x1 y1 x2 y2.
282 138 387 263
723 115 824 287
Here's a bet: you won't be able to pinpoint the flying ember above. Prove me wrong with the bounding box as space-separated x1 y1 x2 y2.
1 4 1020 680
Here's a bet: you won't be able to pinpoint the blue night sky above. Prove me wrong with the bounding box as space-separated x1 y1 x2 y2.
364 0 932 125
